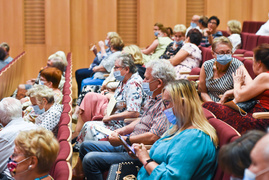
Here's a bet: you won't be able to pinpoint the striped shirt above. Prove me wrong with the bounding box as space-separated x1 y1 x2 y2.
131 94 168 137
204 58 243 102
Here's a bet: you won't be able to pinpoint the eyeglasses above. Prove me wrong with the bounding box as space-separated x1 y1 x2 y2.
162 99 171 109
114 66 124 70
214 50 232 55
208 21 217 25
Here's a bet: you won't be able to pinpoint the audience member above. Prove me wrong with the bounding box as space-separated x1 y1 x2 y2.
72 54 145 141
169 28 202 79
243 133 269 179
200 16 223 47
198 15 209 42
7 128 59 180
166 27 173 39
199 36 250 102
80 36 124 91
142 27 173 63
0 42 13 64
134 79 218 179
160 24 186 59
0 97 37 179
256 12 269 36
227 20 242 52
75 32 119 96
219 130 265 179
153 22 163 37
203 44 269 134
73 59 176 180
0 47 7 71
27 85 63 136
185 15 201 36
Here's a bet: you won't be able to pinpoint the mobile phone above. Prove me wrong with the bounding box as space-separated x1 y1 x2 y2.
118 135 136 155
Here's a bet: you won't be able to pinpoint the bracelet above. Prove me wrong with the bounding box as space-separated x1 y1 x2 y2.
144 158 154 167
126 136 132 146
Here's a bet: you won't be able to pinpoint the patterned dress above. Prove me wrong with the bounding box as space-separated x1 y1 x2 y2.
76 72 146 145
174 43 202 79
204 58 243 102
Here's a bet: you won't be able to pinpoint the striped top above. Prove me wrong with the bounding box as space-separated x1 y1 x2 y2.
204 58 243 102
131 94 168 137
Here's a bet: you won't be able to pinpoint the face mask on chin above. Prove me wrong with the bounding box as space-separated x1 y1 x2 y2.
154 32 159 37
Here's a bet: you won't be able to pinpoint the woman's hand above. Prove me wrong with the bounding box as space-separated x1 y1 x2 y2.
233 69 245 86
102 115 111 123
133 143 150 165
108 131 122 146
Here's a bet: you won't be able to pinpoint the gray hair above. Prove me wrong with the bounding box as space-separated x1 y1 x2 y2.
146 59 176 85
117 54 137 74
27 85 55 104
0 97 22 125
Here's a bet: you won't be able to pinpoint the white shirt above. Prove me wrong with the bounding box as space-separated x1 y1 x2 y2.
228 34 241 53
185 26 202 36
0 118 37 177
256 20 269 36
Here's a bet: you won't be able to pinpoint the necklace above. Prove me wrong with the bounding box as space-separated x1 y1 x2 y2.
34 174 49 180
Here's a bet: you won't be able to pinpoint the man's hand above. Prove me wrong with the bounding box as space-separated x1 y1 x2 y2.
108 131 122 146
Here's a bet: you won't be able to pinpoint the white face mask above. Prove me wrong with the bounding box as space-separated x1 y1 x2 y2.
243 168 269 180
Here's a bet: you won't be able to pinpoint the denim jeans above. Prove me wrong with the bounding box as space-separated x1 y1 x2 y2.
79 141 135 180
75 68 93 96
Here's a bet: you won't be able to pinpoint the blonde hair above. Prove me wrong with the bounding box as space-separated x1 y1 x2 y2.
227 20 242 34
123 45 144 65
110 36 124 51
162 80 218 147
15 128 59 174
173 24 187 35
107 32 119 39
27 85 55 104
212 36 233 52
48 51 67 67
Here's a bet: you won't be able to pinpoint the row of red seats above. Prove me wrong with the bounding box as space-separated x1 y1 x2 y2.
49 52 73 180
242 21 265 34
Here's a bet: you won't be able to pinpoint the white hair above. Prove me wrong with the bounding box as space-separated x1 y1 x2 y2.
146 59 176 85
27 85 55 104
48 51 68 67
0 97 22 125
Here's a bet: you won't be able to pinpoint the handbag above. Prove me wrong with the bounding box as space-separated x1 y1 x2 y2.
224 99 257 116
107 161 142 180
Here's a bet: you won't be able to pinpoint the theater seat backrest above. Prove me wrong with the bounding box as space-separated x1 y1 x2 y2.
245 34 259 51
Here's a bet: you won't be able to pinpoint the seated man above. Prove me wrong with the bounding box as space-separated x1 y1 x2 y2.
73 59 176 180
0 42 13 64
0 97 37 179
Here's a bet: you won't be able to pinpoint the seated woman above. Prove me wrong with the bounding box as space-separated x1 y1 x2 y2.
169 28 202 79
7 128 59 180
80 36 124 91
75 32 119 96
133 79 218 179
160 24 186 59
198 15 209 41
142 27 173 63
26 85 63 136
227 20 242 52
153 22 163 37
72 54 146 143
199 36 251 103
218 130 265 179
0 47 7 71
203 44 269 134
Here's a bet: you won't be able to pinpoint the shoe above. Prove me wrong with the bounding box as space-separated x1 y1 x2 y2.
73 143 80 152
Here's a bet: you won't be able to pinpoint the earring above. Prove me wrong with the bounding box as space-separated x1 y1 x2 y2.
28 165 32 170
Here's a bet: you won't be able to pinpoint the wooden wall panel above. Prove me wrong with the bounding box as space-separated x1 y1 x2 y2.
251 0 269 21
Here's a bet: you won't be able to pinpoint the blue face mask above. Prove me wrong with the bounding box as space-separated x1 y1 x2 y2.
216 54 232 65
113 70 125 82
142 80 157 97
154 31 159 37
105 40 109 47
190 22 197 28
32 105 45 115
163 108 177 125
39 80 45 85
174 40 183 46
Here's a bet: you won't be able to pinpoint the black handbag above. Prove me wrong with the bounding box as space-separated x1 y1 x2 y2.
236 100 257 112
107 161 142 180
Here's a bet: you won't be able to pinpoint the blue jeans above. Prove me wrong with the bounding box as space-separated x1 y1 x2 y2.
75 68 94 96
79 141 135 180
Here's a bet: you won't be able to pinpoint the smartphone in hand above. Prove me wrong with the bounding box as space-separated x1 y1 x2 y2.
118 135 136 156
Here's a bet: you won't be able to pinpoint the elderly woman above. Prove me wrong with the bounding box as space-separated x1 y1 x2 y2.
26 85 62 136
203 44 269 134
72 54 146 142
169 28 203 79
199 36 251 103
75 32 119 96
133 80 218 179
227 20 242 52
160 24 186 59
142 27 173 63
80 36 124 91
7 128 59 180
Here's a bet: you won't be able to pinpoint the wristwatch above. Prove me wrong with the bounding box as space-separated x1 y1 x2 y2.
144 158 154 167
126 136 132 146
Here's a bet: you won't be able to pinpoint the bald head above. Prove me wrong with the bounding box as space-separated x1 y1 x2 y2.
192 15 200 24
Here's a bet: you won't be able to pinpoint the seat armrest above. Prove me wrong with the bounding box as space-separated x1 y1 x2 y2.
253 112 269 119
187 75 200 81
180 71 191 75
124 118 141 124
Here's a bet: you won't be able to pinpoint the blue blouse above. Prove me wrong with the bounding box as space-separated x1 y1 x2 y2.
137 129 217 180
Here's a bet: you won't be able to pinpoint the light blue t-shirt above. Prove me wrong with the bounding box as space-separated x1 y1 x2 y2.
137 129 217 180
